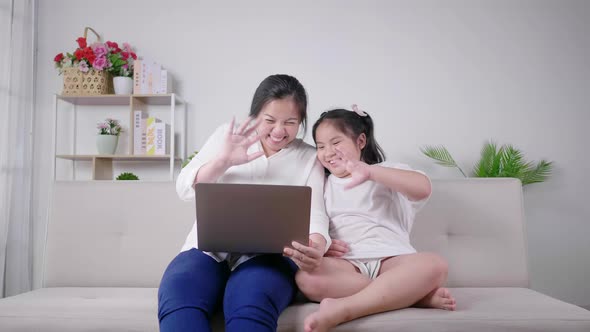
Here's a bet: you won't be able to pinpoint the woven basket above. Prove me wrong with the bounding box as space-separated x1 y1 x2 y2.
61 27 112 95
62 67 112 95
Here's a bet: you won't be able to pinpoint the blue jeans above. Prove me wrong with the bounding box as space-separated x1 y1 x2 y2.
158 248 298 332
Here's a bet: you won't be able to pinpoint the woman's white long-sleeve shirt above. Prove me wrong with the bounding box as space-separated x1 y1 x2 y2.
176 124 331 269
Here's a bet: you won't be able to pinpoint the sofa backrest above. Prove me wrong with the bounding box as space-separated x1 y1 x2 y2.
44 179 529 288
44 182 194 287
412 178 529 287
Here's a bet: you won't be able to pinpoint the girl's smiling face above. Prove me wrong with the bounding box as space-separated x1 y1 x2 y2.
315 121 366 178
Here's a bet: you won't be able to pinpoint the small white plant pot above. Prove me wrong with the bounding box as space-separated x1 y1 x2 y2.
113 76 133 95
96 135 119 155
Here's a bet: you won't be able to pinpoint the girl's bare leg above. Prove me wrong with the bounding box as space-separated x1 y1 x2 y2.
304 252 453 332
295 257 371 302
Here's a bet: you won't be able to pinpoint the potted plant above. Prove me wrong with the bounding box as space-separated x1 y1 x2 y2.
116 172 140 180
106 41 137 95
96 118 123 155
421 141 553 185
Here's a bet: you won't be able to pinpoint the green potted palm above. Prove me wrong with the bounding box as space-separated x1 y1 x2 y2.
421 141 553 185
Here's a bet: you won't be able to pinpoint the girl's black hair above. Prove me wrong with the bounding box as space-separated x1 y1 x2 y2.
249 74 308 134
312 109 385 165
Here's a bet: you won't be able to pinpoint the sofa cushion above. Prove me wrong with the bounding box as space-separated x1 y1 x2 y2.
1 287 589 332
44 182 194 288
43 179 528 289
282 287 590 331
412 179 529 287
0 287 158 332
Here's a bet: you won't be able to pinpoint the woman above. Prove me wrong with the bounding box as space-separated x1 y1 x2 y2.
158 74 331 332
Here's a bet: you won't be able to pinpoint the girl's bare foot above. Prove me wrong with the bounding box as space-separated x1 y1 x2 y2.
304 298 350 332
305 288 456 332
415 287 456 311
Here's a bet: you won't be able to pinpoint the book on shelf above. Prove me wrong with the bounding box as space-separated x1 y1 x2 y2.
133 60 142 94
133 110 147 155
133 59 173 94
158 69 172 94
145 116 168 155
155 121 169 155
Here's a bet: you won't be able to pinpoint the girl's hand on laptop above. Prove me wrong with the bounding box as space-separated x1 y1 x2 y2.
324 239 349 257
218 117 264 166
283 239 324 272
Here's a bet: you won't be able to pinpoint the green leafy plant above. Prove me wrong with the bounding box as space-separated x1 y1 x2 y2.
419 145 467 177
421 141 553 185
116 172 139 180
182 150 199 168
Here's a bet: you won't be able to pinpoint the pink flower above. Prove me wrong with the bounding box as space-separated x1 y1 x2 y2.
92 56 107 71
79 61 89 72
106 41 118 50
90 42 108 58
122 42 132 53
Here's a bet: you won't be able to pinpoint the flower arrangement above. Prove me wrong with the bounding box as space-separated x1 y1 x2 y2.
97 118 123 136
54 37 137 78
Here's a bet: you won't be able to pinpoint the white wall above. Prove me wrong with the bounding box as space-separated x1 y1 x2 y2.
34 0 590 306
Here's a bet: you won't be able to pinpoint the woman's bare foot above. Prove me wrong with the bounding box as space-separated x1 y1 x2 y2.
304 298 350 332
415 287 456 311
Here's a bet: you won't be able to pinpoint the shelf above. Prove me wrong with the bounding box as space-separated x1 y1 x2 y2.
56 154 180 161
53 93 186 181
56 94 184 106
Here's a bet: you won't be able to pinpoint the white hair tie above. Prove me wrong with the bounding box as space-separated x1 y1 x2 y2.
351 104 367 117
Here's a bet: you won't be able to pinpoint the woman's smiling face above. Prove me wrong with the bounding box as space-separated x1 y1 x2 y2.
256 98 301 156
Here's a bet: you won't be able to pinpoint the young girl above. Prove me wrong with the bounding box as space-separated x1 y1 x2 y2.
293 106 456 332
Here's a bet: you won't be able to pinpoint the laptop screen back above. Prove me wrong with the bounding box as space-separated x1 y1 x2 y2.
195 183 311 253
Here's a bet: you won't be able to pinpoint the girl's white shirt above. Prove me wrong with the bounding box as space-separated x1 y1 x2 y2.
176 123 331 269
325 161 431 260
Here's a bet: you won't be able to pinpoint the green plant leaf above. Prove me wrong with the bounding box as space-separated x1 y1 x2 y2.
116 172 139 180
498 145 526 178
521 160 553 185
420 145 467 177
473 141 500 177
423 140 553 186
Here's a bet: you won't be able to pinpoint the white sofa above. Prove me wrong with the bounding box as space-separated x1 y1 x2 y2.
1 179 589 331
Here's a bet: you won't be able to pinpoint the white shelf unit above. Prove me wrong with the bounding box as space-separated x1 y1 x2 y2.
52 94 187 181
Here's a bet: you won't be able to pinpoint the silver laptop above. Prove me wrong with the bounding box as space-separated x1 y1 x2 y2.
194 183 311 253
